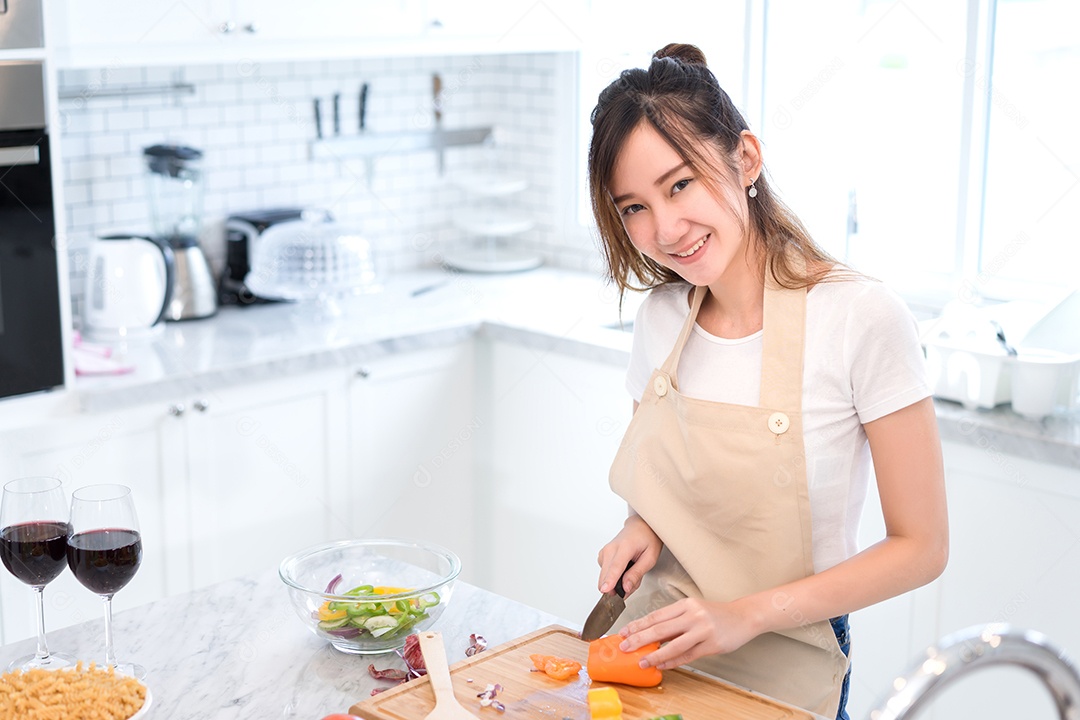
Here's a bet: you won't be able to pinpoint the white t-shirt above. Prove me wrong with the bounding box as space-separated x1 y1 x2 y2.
625 278 931 573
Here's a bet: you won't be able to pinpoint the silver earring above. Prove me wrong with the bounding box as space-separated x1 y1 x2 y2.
748 178 758 198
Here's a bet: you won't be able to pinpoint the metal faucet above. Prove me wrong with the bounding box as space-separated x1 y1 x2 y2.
867 624 1080 720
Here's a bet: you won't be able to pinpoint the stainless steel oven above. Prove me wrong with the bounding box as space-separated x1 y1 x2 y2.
0 59 64 399
0 0 44 50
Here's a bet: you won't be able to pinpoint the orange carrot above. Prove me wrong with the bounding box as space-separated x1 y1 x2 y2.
587 635 663 688
529 653 583 681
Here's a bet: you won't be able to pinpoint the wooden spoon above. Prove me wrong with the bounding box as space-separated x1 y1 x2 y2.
418 631 480 720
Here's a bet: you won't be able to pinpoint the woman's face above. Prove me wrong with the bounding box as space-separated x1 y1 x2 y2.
608 122 752 288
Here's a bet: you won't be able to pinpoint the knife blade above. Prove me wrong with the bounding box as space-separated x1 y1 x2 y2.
580 560 634 641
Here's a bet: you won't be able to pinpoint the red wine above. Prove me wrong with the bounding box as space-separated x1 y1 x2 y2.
66 528 142 595
0 521 71 586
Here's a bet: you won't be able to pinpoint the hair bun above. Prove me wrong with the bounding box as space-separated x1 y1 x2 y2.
653 43 708 67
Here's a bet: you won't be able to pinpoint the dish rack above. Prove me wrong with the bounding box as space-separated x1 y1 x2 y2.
442 171 542 273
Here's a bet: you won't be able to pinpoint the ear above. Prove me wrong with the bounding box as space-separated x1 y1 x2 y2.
738 130 763 187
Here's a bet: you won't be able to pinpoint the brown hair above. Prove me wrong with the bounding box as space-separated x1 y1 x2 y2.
588 43 844 297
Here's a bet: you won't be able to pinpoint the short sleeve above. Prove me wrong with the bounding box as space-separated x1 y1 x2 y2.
625 298 654 402
623 285 688 401
843 282 931 424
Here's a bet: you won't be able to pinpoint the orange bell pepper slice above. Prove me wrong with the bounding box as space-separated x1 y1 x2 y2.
529 653 583 681
586 635 663 688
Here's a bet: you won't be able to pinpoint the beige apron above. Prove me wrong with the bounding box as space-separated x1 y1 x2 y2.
609 273 849 719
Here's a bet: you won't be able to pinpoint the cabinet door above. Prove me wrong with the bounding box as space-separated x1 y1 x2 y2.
48 1 221 51
0 403 189 645
231 0 426 42
347 343 477 582
185 369 350 589
475 337 631 622
911 441 1080 720
425 0 586 51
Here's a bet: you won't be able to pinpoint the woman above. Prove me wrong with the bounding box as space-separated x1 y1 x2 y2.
589 44 948 719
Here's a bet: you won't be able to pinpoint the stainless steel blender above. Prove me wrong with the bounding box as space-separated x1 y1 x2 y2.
144 144 217 320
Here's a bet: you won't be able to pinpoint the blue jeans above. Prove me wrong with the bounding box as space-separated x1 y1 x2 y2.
830 614 852 720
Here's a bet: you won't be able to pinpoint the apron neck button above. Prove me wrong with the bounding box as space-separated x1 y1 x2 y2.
768 411 790 434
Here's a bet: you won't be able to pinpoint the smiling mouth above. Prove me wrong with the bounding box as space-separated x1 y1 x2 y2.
673 235 709 258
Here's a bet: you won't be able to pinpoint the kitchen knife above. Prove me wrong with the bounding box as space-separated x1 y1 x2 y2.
312 98 322 140
359 83 374 189
580 560 634 641
433 73 445 175
359 82 369 132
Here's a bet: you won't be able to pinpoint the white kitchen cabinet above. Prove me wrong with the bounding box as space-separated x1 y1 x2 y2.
474 335 631 623
425 0 586 52
46 0 584 68
346 342 478 584
0 366 350 643
908 440 1080 719
0 402 188 645
184 369 351 589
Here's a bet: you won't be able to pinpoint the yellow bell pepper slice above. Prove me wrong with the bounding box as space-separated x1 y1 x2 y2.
588 686 623 719
317 601 348 622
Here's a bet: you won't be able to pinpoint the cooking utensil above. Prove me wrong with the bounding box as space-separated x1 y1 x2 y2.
432 73 444 174
359 82 375 188
580 560 633 641
351 625 822 719
359 83 369 131
313 98 323 139
417 631 479 720
332 92 341 136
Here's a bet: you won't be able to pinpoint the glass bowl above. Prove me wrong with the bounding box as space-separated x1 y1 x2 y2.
279 539 460 655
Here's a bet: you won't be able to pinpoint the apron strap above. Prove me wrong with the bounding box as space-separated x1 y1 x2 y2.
655 256 808 410
660 285 708 388
759 278 806 411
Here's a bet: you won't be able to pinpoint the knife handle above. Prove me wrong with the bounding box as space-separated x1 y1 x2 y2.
432 73 443 124
359 83 369 132
615 559 635 599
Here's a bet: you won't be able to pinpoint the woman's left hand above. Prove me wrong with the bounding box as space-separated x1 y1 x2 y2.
616 598 760 671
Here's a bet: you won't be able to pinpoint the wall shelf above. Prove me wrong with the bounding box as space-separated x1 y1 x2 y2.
308 126 493 161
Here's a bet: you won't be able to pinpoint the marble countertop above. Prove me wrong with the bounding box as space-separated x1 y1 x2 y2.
71 268 638 414
0 567 567 719
53 266 1080 470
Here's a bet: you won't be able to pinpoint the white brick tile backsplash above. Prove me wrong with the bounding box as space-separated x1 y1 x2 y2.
106 109 146 133
182 65 223 83
58 52 580 324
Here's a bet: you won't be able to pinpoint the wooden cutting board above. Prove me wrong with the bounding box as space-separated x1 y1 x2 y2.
350 625 820 720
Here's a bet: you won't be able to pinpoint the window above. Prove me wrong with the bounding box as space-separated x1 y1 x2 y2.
762 0 968 294
978 0 1080 295
577 1 747 226
574 0 1079 305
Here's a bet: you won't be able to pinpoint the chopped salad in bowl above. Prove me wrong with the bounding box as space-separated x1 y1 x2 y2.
279 539 460 654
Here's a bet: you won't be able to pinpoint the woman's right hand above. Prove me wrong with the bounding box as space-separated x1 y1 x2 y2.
597 514 663 597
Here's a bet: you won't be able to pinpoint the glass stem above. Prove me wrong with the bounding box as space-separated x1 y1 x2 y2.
33 586 50 662
102 594 117 669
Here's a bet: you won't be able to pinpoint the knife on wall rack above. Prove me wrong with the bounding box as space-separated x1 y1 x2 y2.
433 72 445 174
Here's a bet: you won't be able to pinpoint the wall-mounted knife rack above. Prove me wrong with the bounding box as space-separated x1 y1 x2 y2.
308 126 494 163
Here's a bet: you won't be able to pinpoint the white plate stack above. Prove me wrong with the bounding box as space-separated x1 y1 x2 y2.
442 171 542 273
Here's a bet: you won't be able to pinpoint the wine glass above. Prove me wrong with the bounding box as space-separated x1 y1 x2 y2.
0 476 77 671
67 484 145 680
